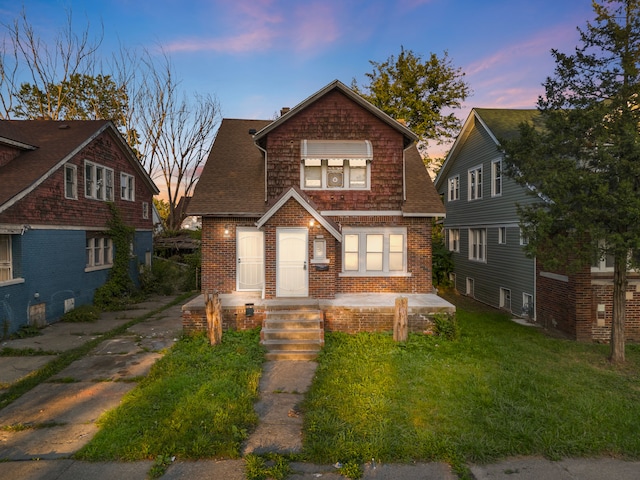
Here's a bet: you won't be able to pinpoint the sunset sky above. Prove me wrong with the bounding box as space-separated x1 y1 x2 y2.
2 0 595 155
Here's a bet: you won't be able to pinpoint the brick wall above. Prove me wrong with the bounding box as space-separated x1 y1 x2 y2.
264 90 405 211
0 130 154 230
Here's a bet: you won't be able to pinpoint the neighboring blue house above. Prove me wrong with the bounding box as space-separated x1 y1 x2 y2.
0 120 159 335
434 108 541 319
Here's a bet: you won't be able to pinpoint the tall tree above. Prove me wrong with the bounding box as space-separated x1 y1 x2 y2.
502 0 640 363
352 47 470 157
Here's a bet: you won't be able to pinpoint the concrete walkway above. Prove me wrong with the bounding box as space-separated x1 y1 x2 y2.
0 294 638 479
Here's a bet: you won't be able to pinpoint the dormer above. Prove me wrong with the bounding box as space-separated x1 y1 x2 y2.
0 136 37 168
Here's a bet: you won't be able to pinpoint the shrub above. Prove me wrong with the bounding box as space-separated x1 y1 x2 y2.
61 305 100 323
433 313 460 341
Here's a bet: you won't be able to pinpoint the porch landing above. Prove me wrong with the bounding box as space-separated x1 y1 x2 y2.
182 293 455 336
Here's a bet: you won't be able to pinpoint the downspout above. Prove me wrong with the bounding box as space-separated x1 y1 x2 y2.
402 146 410 202
254 140 268 299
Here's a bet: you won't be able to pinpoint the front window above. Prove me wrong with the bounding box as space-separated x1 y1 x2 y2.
0 235 12 282
84 161 114 201
469 228 486 262
341 228 407 275
121 173 135 201
301 140 372 190
64 164 77 199
448 175 460 201
468 165 483 200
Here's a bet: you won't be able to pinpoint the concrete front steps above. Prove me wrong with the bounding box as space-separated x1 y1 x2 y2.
261 310 324 361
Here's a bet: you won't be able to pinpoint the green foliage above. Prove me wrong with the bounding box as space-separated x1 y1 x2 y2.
10 325 41 339
61 305 100 323
501 0 640 362
93 204 138 310
338 461 363 479
433 313 460 341
352 47 470 153
75 330 264 461
431 223 453 288
153 198 170 230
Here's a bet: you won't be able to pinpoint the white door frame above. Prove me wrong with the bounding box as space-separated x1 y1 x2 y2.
236 227 264 292
276 227 308 297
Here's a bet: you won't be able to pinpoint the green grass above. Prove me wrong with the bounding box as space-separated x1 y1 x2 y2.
75 329 264 461
302 295 640 472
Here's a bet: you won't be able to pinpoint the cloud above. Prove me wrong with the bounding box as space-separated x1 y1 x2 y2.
163 0 341 55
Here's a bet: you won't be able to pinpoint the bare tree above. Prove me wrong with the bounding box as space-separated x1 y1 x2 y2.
133 52 220 230
0 9 102 120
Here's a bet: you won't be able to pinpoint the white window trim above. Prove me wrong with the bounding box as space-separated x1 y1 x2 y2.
142 201 149 220
64 164 78 200
500 287 511 310
121 172 135 201
468 164 483 201
448 228 460 252
498 226 507 245
85 237 113 272
311 237 329 264
448 175 460 201
300 139 372 191
491 159 502 197
469 228 487 263
0 234 13 282
523 293 534 318
84 160 114 201
339 227 410 277
519 229 529 246
301 159 371 191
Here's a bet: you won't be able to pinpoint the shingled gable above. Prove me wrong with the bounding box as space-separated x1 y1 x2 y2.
253 79 419 148
0 120 158 213
256 186 341 240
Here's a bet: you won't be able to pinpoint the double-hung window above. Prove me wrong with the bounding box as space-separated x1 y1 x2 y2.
448 175 460 201
121 173 135 201
301 140 372 190
342 228 406 275
469 228 486 262
85 161 114 201
468 165 482 200
448 229 460 252
0 235 12 282
64 164 77 199
491 159 502 196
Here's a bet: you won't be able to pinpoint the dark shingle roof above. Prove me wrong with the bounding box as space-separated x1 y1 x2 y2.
0 120 158 210
403 145 445 216
187 119 272 216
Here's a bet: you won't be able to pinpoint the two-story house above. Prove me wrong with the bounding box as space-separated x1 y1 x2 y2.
0 120 159 335
435 108 640 343
183 80 453 356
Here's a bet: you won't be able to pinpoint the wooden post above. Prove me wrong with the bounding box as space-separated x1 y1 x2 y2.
393 296 408 342
205 290 223 345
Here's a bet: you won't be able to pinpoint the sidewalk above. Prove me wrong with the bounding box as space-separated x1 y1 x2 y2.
0 294 638 479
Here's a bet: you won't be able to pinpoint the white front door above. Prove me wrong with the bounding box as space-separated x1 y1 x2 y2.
237 228 264 291
276 228 308 297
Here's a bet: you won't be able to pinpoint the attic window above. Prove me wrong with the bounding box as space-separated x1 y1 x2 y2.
301 140 372 190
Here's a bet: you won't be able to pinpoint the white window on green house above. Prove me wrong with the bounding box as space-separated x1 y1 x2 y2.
498 226 507 244
500 287 511 310
121 173 135 201
448 175 460 201
448 229 460 252
468 165 482 200
492 159 502 197
523 293 534 318
0 235 12 282
64 164 77 199
341 228 407 275
469 228 486 262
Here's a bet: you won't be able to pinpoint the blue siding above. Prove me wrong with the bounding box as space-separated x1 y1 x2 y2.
0 228 152 335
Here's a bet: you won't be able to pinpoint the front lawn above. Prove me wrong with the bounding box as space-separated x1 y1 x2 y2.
76 295 640 474
303 297 640 471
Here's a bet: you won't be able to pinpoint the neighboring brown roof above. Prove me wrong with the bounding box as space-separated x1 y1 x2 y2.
188 118 272 216
403 145 446 216
0 119 158 211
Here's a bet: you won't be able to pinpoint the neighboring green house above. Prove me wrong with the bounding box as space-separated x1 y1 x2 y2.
434 108 541 319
